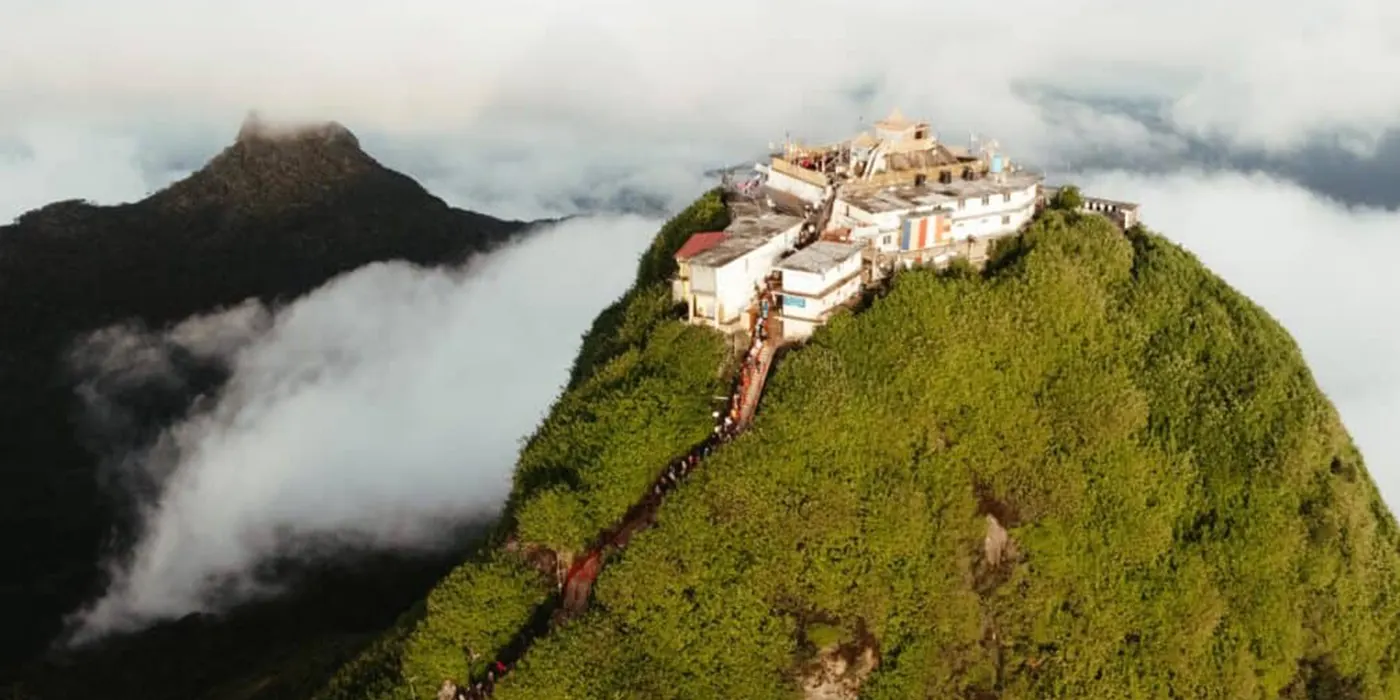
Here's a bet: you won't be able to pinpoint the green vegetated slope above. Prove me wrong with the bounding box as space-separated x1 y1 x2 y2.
314 190 733 699
321 192 1400 700
486 208 1400 698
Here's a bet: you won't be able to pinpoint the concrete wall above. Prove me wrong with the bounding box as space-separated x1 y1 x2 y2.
692 291 717 321
766 168 826 203
782 316 821 342
946 199 1036 241
780 273 861 322
851 227 899 253
767 158 829 204
779 252 862 297
691 264 717 294
843 180 1038 248
1079 197 1140 228
705 224 801 325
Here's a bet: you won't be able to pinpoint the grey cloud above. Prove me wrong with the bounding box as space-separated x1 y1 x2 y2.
164 300 274 360
4 1 1400 220
64 215 660 644
67 305 272 514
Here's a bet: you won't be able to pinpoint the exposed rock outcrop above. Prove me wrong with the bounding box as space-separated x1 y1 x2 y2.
801 645 878 700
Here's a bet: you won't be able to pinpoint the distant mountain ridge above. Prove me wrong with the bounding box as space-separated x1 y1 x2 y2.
0 114 540 681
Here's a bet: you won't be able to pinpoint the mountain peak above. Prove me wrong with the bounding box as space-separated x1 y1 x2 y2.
148 113 383 214
234 112 360 151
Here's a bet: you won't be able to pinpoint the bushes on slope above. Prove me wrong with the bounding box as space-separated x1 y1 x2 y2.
508 188 732 552
316 191 734 699
314 554 551 700
481 210 1400 699
509 307 729 552
568 188 729 388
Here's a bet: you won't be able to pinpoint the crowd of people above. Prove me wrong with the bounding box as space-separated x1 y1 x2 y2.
648 290 775 499
451 295 780 699
447 660 509 700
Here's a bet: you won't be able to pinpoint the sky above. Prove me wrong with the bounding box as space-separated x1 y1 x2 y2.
2 0 1399 640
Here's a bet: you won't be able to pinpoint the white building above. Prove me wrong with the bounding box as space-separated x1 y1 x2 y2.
674 213 804 330
832 171 1042 266
758 159 829 205
1042 186 1142 229
774 241 865 341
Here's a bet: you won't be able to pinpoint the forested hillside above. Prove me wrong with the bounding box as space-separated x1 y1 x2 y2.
321 194 1400 699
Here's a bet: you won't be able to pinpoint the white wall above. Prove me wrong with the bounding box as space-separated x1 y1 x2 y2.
765 168 825 204
691 264 717 294
851 227 897 253
780 274 862 322
778 248 863 329
943 182 1038 240
842 181 1039 249
780 252 862 297
837 197 939 233
693 292 716 321
781 316 820 342
947 196 1035 241
706 224 801 324
896 250 957 270
780 268 826 298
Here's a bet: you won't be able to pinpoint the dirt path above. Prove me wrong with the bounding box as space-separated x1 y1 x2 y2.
451 185 843 698
453 312 781 699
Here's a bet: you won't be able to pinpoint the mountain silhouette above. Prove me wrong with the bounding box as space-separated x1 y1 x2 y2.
0 114 536 674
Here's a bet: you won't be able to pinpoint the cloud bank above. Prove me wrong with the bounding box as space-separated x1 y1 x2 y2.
5 0 1398 152
64 215 660 643
5 0 1400 221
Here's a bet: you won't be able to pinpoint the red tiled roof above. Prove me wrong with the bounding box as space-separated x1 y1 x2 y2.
674 231 728 260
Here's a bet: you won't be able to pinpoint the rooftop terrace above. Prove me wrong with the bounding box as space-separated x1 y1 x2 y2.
686 213 803 268
843 171 1043 214
777 240 864 274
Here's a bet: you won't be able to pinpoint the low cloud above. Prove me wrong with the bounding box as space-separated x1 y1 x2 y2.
1077 170 1400 506
6 1 1400 222
69 301 273 499
0 125 159 221
64 214 660 644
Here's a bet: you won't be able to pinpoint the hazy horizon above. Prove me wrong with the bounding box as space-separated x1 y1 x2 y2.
4 0 1399 643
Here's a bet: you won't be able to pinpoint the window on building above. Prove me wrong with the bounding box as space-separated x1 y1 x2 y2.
981 195 990 206
1001 214 1011 225
1003 192 1012 203
957 198 965 210
882 234 893 245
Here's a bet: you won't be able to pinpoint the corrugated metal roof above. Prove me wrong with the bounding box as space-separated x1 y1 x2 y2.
674 231 728 260
777 241 863 274
687 234 771 267
686 213 802 268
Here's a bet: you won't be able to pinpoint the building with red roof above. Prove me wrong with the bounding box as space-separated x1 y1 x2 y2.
674 231 728 261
